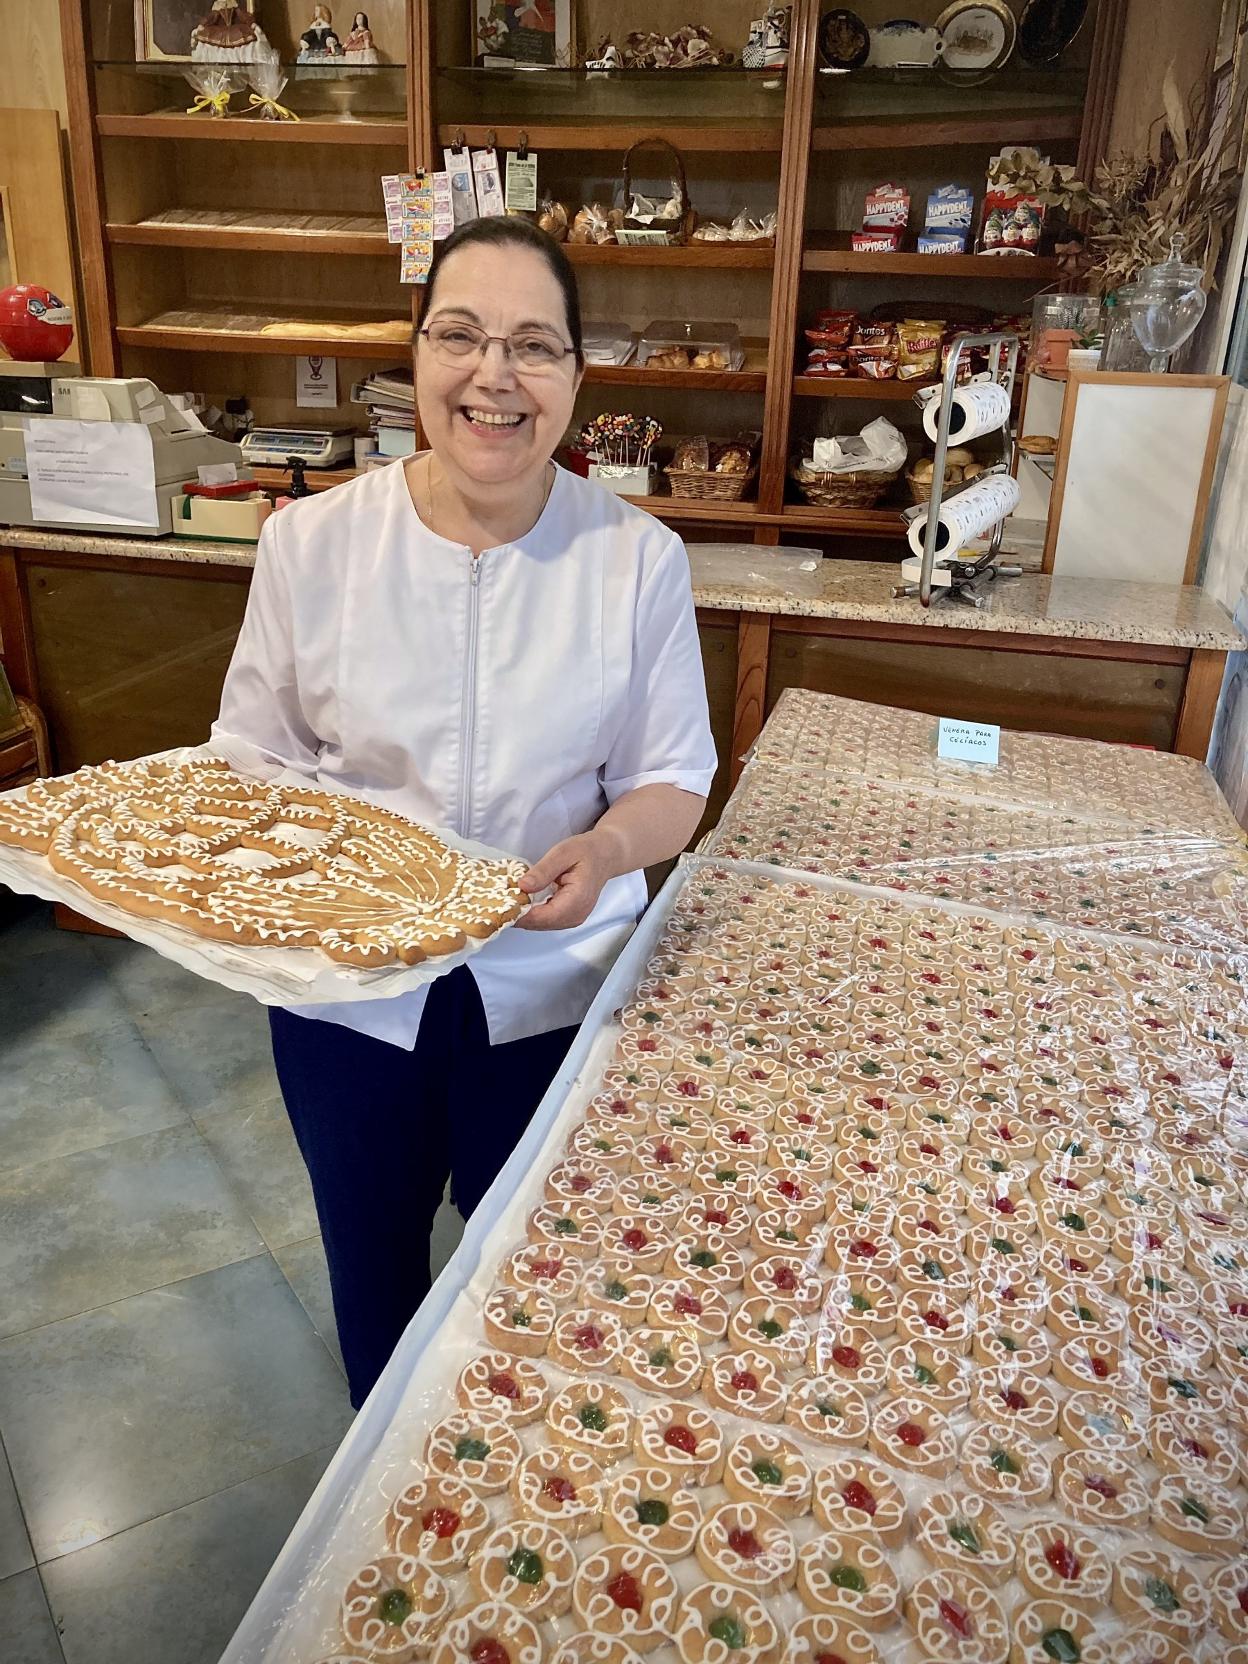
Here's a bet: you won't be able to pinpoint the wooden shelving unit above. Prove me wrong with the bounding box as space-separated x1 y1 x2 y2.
62 0 1126 542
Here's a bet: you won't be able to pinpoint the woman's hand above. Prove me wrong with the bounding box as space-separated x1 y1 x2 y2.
516 829 618 931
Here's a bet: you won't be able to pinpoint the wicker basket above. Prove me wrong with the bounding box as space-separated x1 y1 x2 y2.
666 464 756 501
790 462 900 508
617 136 695 245
905 463 986 505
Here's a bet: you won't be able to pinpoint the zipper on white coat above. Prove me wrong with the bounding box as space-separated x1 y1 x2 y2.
459 555 483 837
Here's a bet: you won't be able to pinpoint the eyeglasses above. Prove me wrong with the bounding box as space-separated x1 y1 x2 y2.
418 319 577 374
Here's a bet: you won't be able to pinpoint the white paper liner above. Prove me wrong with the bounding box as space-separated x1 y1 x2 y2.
0 747 528 1006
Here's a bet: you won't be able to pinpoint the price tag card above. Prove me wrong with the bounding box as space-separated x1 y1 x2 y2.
937 716 1001 767
472 147 505 217
442 146 479 226
505 150 538 212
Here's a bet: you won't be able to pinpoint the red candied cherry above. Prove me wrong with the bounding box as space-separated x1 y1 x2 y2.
776 1179 802 1202
840 1480 876 1516
531 1259 562 1281
676 1080 699 1098
607 1571 643 1613
729 1129 753 1146
542 1475 577 1503
1064 1256 1090 1275
919 1143 939 1157
471 1642 510 1664
664 1424 698 1455
813 1654 849 1664
652 1143 675 1165
918 1074 941 1091
831 1343 861 1370
917 1217 939 1234
772 1266 798 1293
1238 1585 1248 1616
1144 1231 1164 1252
487 1371 519 1401
993 1197 1016 1216
1089 1356 1110 1380
1180 1437 1209 1460
1084 1474 1118 1500
730 1369 760 1394
569 1173 594 1194
938 1597 972 1637
422 1506 461 1539
922 1310 950 1332
1045 1540 1081 1581
795 1112 814 1127
621 1228 648 1253
896 1420 927 1448
728 1527 764 1561
1000 1388 1029 1411
674 1292 703 1317
850 1238 879 1259
704 1208 729 1226
1229 1301 1248 1318
574 1324 605 1352
857 1159 880 1175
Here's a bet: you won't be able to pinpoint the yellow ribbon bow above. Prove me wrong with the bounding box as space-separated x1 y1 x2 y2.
185 89 233 117
247 92 300 121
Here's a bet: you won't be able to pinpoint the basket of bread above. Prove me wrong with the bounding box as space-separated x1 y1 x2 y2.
906 447 987 504
615 136 696 245
665 435 756 500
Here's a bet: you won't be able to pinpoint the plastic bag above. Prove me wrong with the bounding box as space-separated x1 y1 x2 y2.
182 64 246 117
245 59 299 120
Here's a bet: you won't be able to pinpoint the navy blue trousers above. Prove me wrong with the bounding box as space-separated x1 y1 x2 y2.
270 967 576 1407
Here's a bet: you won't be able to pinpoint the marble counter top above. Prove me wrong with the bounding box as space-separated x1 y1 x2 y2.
3 527 1242 652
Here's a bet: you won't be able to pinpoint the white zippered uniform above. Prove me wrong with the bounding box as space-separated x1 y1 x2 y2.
210 459 718 1046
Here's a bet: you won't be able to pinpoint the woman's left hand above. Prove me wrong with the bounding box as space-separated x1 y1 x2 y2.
516 830 616 930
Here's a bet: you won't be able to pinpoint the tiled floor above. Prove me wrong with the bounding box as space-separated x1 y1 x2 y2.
0 896 465 1664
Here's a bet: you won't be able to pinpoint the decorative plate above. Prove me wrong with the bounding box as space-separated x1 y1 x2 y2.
818 8 870 71
935 0 1017 72
867 19 940 69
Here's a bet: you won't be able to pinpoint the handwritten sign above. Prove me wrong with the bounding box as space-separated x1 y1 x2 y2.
937 716 1000 767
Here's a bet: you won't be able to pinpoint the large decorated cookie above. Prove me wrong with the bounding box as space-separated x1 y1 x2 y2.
1111 1548 1210 1640
914 1488 1014 1586
812 1458 907 1548
603 1465 703 1560
695 1500 797 1595
634 1401 727 1486
570 1543 679 1654
672 1582 783 1664
723 1429 813 1518
484 1287 557 1358
1006 1600 1113 1664
512 1446 605 1539
550 1636 645 1664
795 1529 900 1630
341 1554 452 1660
703 1350 789 1422
456 1353 550 1427
428 1601 543 1664
1015 1519 1111 1608
424 1412 522 1495
781 1613 881 1664
546 1380 635 1465
471 1518 576 1620
903 1568 1009 1663
385 1474 491 1569
784 1376 872 1448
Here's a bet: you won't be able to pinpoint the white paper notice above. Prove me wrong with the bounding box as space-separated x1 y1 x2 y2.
296 354 338 408
23 418 160 529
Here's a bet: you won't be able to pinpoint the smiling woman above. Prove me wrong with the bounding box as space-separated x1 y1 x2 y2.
209 214 717 1408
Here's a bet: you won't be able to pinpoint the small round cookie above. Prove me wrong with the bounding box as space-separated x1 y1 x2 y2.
1057 1391 1145 1461
1044 1286 1123 1347
503 1244 581 1303
547 1380 635 1465
428 1602 542 1664
704 1351 789 1423
601 1216 672 1276
546 1159 617 1209
1007 1600 1111 1664
528 1201 604 1257
914 1489 1014 1587
971 1368 1059 1437
666 1233 748 1290
570 1544 679 1655
824 1226 900 1280
648 1278 730 1343
550 1635 644 1664
884 1341 970 1412
456 1352 549 1426
386 1474 491 1569
472 1519 576 1621
680 1193 753 1248
753 1208 820 1253
745 1254 826 1315
806 1332 888 1395
672 1582 782 1664
1152 1473 1245 1555
1052 1335 1131 1395
961 1423 1052 1505
812 1457 906 1548
764 1167 826 1215
547 1309 626 1373
341 1552 451 1659
425 1412 522 1495
868 1395 955 1478
620 1327 703 1397
785 1377 871 1450
903 1569 1009 1664
581 1262 657 1330
1053 1447 1148 1528
696 1500 797 1597
691 1153 759 1201
512 1446 605 1539
795 1531 900 1630
897 1243 973 1297
723 1430 813 1519
484 1287 557 1357
1039 1240 1115 1294
603 1465 702 1560
972 1315 1051 1376
821 1274 897 1342
1150 1408 1242 1488
895 1288 974 1353
728 1299 810 1370
781 1613 881 1664
1016 1520 1111 1609
630 1133 697 1182
1209 1555 1248 1642
634 1401 726 1486
1113 1549 1209 1641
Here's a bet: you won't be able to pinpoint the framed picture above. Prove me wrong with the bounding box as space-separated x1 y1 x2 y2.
134 0 208 61
134 0 277 63
473 0 574 68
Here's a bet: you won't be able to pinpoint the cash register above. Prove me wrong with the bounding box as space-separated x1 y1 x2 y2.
0 364 247 536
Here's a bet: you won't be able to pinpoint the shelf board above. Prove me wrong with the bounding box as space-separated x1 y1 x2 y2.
566 243 774 269
811 110 1080 151
435 121 782 153
792 376 925 401
107 208 389 256
96 111 407 145
783 502 907 537
623 493 762 524
802 234 1061 281
587 344 769 392
116 307 411 359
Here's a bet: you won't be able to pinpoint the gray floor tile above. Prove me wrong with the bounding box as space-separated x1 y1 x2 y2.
196 1093 318 1250
0 1018 187 1174
0 1123 263 1339
0 923 133 1048
89 933 240 1024
44 1446 332 1664
0 1569 64 1664
272 1236 342 1373
0 1256 352 1560
134 995 276 1120
0 898 71 959
0 1440 34 1581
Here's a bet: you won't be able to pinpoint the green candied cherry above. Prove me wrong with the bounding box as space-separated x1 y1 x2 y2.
640 1192 662 1206
776 1229 798 1243
506 1547 544 1586
1145 1577 1180 1614
378 1588 412 1626
603 1280 629 1302
1167 1376 1199 1400
815 1400 841 1419
691 1250 718 1270
828 1563 867 1591
714 1169 738 1185
990 1237 1016 1255
922 1260 946 1281
578 1403 608 1432
1061 1213 1087 1233
913 1364 937 1386
1041 1630 1081 1662
756 1318 784 1341
708 1615 748 1650
751 1459 783 1486
511 1309 532 1328
649 1347 675 1368
1179 1495 1210 1522
947 1518 981 1554
636 1498 669 1527
989 1445 1019 1475
454 1436 491 1463
850 1292 872 1314
996 1332 1019 1353
553 1217 578 1235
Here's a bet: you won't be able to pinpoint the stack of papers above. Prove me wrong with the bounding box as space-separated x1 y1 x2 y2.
351 368 417 456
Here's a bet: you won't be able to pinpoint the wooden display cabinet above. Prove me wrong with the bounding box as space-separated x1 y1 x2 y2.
60 0 1127 546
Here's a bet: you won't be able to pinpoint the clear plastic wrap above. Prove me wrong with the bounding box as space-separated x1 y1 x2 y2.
222 847 1248 1664
181 64 247 117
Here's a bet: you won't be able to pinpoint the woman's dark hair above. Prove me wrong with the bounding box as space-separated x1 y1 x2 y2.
420 216 584 368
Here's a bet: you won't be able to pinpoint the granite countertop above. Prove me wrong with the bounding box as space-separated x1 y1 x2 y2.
3 527 1242 652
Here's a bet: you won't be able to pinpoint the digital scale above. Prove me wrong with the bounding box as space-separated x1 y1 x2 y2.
239 426 356 468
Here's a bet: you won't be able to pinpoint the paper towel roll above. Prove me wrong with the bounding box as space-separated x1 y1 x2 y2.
922 380 1012 445
907 472 1021 559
